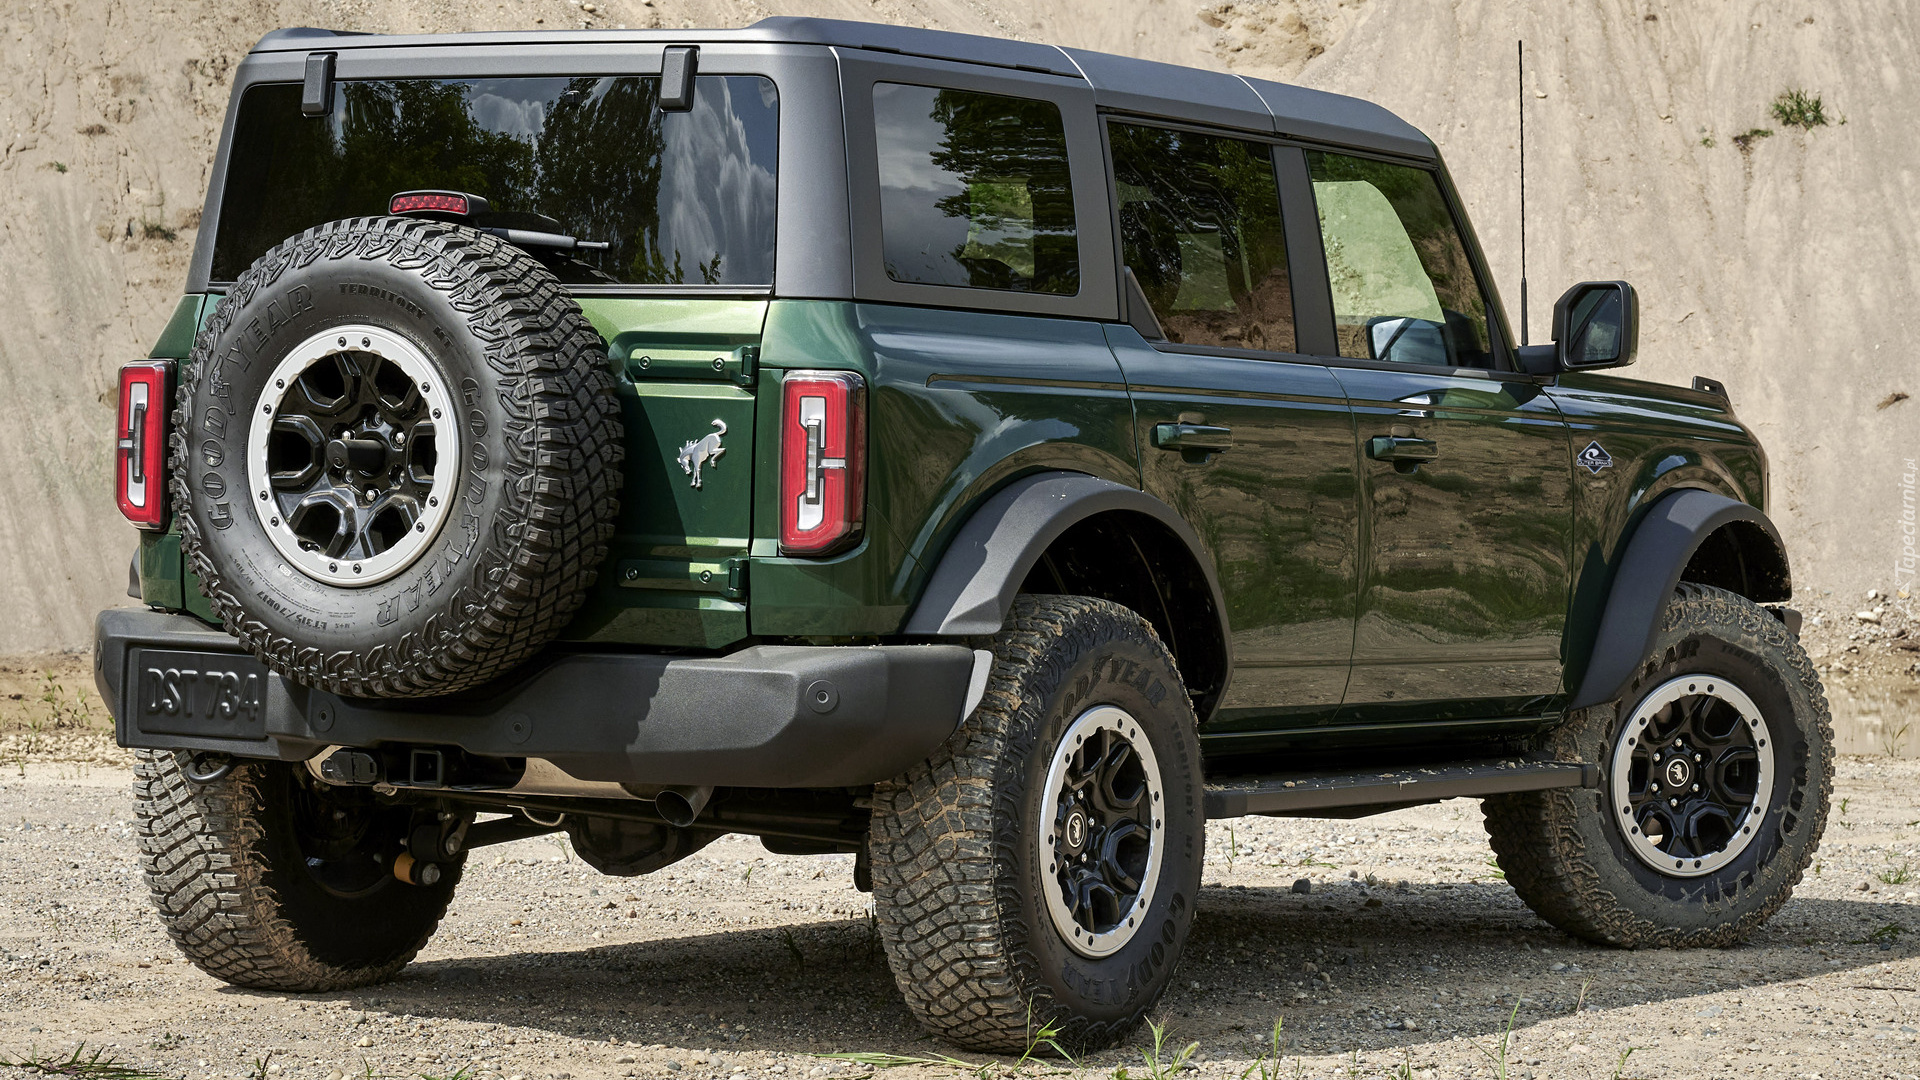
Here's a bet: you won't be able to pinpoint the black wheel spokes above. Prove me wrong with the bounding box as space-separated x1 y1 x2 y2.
267 350 440 566
1712 746 1762 805
1053 726 1154 937
1618 683 1767 867
289 352 360 417
288 492 356 559
266 414 327 490
289 775 394 899
1066 867 1123 932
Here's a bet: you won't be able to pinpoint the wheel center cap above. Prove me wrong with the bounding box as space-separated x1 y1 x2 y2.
1664 756 1693 789
326 436 390 474
1062 809 1088 854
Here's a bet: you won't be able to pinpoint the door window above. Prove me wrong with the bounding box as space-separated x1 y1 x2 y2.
1109 123 1294 353
872 83 1079 295
1306 152 1493 367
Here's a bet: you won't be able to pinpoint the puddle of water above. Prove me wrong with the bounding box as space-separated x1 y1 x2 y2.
1828 680 1920 757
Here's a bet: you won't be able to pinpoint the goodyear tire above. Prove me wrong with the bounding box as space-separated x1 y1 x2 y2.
868 595 1206 1053
133 749 462 990
1484 584 1833 947
171 216 622 697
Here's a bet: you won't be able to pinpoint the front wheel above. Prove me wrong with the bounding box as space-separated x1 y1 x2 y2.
1484 583 1833 947
868 596 1206 1052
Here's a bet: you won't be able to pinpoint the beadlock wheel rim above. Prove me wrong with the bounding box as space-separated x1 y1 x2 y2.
1609 674 1775 878
245 326 460 588
1039 705 1166 959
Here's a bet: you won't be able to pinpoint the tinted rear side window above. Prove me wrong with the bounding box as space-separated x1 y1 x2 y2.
872 83 1078 295
211 76 778 287
1109 123 1293 353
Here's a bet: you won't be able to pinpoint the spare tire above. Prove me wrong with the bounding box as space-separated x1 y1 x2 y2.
171 216 622 698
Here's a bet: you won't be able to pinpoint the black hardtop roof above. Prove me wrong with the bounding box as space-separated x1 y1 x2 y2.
253 16 1433 159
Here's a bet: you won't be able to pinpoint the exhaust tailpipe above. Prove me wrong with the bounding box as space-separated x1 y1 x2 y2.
653 785 713 827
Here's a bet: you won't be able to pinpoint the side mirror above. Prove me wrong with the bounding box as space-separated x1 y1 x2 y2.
1515 281 1640 374
1366 315 1451 366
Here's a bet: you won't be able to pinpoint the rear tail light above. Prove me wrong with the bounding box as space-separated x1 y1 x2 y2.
116 361 173 529
780 371 865 555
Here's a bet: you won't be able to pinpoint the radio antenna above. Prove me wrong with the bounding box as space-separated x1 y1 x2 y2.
1517 39 1529 345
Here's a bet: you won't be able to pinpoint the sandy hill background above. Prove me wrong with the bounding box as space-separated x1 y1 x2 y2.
2 0 1913 657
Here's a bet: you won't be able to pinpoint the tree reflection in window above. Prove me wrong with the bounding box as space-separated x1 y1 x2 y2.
874 83 1078 295
212 76 778 287
1109 123 1293 353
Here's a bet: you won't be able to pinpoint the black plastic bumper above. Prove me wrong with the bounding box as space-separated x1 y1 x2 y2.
95 607 981 788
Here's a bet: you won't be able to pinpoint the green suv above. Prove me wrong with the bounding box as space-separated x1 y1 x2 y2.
97 17 1831 1051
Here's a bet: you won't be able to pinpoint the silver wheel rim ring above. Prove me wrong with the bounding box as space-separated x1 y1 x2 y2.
1039 705 1166 959
245 325 460 588
1609 674 1774 878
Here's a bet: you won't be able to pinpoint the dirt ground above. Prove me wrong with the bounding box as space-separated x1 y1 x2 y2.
0 738 1916 1080
7 0 1918 654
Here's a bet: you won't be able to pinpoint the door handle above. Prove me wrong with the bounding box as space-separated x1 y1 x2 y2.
1152 422 1233 453
1366 435 1438 462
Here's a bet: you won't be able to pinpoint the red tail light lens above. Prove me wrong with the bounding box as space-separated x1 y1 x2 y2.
780 371 865 555
388 190 487 217
116 361 173 529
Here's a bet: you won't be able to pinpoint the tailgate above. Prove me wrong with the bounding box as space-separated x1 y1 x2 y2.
564 298 766 648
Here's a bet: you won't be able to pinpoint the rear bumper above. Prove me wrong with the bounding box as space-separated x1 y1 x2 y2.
95 607 981 788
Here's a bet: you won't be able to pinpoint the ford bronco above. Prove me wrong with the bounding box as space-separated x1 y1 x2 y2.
96 17 1830 1052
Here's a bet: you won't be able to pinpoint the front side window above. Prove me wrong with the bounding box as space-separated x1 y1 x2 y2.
873 83 1078 295
1110 123 1294 353
212 75 779 286
1306 151 1493 367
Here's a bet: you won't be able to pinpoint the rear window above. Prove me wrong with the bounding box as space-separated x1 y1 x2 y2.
872 83 1078 295
211 75 779 287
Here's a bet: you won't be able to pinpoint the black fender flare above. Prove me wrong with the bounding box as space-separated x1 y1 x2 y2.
902 470 1231 645
1569 488 1791 710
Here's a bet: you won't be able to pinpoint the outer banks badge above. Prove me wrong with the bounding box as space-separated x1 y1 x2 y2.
1577 440 1614 474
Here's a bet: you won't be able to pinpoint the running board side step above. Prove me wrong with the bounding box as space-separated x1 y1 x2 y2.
1204 758 1598 820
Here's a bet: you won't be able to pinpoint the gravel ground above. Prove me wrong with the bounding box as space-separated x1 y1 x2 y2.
2 753 1917 1080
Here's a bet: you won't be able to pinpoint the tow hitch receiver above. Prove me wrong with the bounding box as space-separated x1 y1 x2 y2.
316 745 522 791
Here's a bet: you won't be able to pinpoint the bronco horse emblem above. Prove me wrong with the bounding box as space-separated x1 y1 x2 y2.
677 419 727 488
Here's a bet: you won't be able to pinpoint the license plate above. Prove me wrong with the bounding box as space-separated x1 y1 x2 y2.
131 649 271 739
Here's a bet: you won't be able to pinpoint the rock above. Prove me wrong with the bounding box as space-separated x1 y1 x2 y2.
1403 1018 1420 1032
1857 610 1882 624
615 1056 635 1064
356 1037 374 1048
1868 589 1880 600
1291 878 1312 894
665 1063 683 1073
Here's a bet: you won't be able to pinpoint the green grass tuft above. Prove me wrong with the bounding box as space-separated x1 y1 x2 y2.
1770 88 1829 130
1 1044 171 1080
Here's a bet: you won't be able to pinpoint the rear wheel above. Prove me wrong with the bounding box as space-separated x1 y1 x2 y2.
134 749 461 990
1484 584 1832 947
868 596 1205 1052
